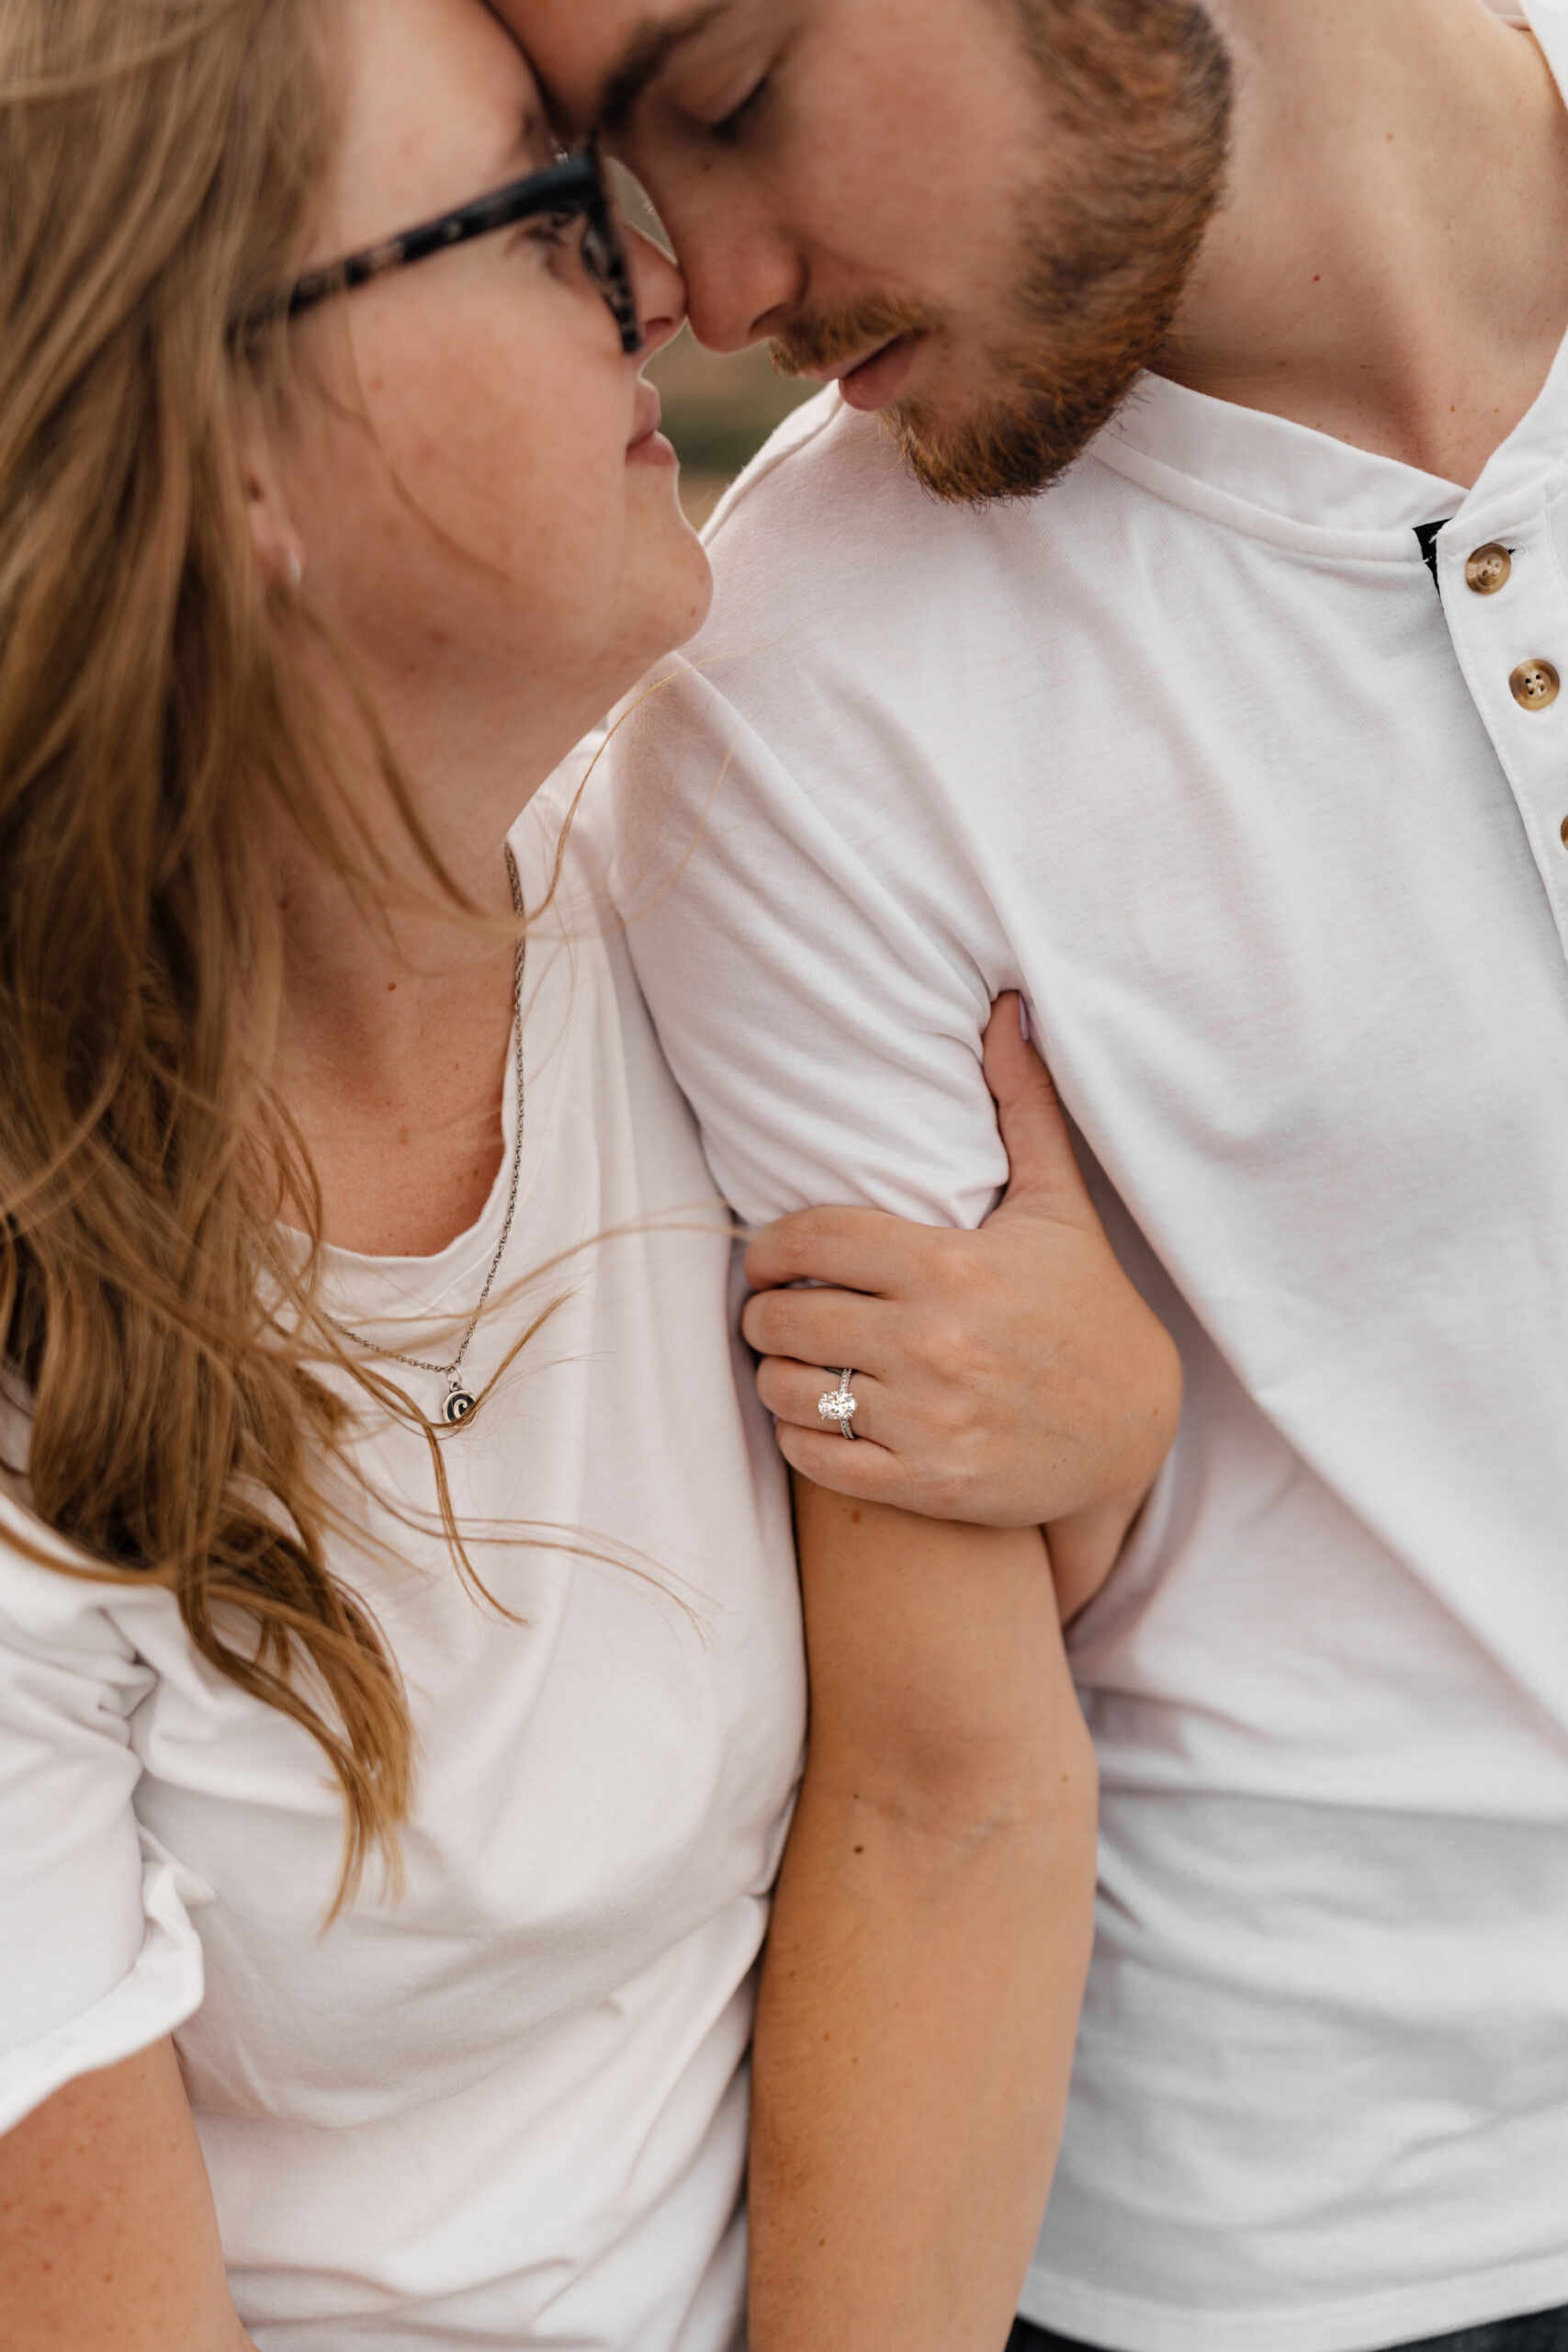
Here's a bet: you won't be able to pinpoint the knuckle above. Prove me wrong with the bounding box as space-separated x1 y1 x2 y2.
754 1295 815 1361
765 1301 811 1363
918 1460 973 1520
786 1204 839 1260
773 1418 811 1465
750 1210 824 1286
743 1294 782 1351
743 1225 790 1284
926 1315 987 1386
917 1227 965 1292
782 1430 858 1498
881 1220 937 1288
908 1316 953 1379
931 1389 976 1445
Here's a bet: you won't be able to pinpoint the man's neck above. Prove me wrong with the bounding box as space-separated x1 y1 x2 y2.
1157 0 1568 487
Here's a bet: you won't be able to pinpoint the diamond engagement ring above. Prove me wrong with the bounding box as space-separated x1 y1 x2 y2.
818 1369 859 1440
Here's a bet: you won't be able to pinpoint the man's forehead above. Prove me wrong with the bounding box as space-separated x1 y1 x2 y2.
502 0 748 133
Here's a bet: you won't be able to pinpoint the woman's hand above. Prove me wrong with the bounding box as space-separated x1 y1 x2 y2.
741 995 1181 1617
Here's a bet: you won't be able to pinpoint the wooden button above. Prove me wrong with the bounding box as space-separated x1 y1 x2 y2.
1510 658 1560 709
1465 543 1511 594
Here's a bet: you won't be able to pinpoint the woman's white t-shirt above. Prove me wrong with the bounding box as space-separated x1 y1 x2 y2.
0 797 806 2349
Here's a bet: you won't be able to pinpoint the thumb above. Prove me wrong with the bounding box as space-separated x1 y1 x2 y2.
980 992 1095 1227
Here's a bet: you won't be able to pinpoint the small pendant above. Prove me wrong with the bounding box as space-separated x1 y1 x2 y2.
443 1385 477 1426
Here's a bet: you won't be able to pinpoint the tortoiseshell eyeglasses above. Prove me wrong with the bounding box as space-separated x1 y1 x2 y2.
288 146 642 354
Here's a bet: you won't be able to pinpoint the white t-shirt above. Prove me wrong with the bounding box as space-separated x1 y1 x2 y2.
0 793 805 2350
606 8 1568 2346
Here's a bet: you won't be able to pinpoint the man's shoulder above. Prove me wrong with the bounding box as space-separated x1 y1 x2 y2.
691 386 1121 647
696 388 934 616
702 387 902 542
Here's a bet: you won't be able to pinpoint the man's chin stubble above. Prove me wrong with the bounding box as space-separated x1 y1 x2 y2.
888 351 1146 505
769 213 1215 509
771 0 1233 506
771 309 1157 507
886 176 1226 504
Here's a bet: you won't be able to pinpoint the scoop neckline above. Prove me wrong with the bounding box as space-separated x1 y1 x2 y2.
310 1019 523 1304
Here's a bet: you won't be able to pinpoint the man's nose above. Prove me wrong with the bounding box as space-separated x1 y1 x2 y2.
652 201 805 356
625 226 686 359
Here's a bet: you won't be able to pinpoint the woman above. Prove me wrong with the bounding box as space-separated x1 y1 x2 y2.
0 2 1174 2345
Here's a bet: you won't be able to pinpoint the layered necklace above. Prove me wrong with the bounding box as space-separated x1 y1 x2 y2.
328 846 525 1429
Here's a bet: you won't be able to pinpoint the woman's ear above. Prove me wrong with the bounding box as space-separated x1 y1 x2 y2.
242 434 305 594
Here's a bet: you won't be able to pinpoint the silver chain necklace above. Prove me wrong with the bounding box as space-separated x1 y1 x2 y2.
328 846 525 1429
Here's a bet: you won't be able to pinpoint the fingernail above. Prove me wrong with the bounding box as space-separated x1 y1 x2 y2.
1019 996 1031 1044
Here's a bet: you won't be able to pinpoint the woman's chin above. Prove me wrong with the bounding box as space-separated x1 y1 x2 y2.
630 516 716 664
538 510 714 736
671 541 716 646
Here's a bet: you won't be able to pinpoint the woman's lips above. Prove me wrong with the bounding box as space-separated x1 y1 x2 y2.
626 384 677 467
836 330 926 413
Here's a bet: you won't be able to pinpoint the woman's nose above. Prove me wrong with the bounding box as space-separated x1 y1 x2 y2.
626 225 686 359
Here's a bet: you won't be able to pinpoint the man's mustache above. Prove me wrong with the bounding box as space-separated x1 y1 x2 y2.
769 293 934 379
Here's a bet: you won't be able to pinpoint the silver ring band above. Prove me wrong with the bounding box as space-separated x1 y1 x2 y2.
817 1368 858 1439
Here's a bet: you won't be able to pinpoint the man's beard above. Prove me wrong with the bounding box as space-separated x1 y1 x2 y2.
772 0 1233 504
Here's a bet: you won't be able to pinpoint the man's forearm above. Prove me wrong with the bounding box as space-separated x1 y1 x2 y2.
749 1484 1099 2351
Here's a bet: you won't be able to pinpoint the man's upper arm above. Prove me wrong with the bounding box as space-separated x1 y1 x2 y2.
609 654 1010 1236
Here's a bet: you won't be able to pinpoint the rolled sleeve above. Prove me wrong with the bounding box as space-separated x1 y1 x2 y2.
0 1532 209 2133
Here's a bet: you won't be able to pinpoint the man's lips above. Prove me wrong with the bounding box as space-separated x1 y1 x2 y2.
800 330 927 413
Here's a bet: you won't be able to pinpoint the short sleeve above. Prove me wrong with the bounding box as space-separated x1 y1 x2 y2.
0 1503 209 2133
606 662 1010 1238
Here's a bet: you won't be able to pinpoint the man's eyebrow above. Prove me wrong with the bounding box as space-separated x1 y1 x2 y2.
601 4 733 137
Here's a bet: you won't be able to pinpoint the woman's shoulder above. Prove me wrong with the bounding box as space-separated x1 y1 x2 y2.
0 1484 162 1691
509 750 720 1208
0 1482 210 2143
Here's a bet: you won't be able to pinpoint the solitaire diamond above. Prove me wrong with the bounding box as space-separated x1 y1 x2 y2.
818 1386 857 1423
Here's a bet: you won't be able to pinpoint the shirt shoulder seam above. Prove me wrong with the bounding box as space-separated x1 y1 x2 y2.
702 394 848 550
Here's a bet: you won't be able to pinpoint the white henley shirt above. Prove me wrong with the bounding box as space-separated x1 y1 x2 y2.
608 7 1568 2343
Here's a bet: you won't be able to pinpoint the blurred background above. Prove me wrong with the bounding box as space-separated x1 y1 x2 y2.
647 328 819 527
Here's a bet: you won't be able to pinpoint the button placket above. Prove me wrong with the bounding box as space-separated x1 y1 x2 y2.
1443 507 1568 929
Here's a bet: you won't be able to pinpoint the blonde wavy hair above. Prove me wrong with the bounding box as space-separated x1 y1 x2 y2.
0 0 475 1903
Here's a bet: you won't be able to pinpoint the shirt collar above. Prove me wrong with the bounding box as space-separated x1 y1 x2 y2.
1093 0 1568 545
1099 374 1467 540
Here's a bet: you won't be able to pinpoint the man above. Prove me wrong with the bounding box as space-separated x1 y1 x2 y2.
513 2 1568 2347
